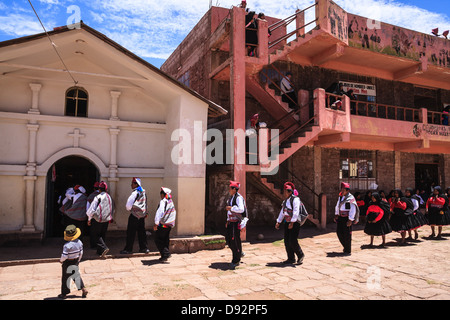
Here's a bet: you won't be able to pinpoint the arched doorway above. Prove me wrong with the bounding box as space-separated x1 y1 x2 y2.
45 156 100 238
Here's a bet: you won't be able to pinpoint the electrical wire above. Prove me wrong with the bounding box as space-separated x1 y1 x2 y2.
27 0 78 85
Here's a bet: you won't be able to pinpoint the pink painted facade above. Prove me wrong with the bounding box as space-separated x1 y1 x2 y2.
347 14 450 69
162 0 450 231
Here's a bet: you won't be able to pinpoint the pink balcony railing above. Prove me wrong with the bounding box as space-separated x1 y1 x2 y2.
428 111 449 125
351 101 421 123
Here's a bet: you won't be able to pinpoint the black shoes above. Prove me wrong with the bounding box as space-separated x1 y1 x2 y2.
282 254 305 265
159 254 172 262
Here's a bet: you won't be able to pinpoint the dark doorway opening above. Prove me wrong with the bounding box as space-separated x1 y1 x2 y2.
415 163 439 196
45 156 99 238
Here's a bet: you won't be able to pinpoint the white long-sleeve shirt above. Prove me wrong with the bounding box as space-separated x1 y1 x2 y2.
126 189 139 211
154 198 176 227
227 193 245 222
72 193 83 205
335 196 357 221
280 77 293 94
86 192 114 222
277 196 300 223
411 198 420 211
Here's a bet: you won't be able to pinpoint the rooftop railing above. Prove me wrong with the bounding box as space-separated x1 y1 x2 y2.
268 2 318 49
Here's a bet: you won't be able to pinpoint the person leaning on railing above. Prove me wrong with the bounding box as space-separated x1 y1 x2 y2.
443 105 449 125
245 10 258 56
344 89 357 114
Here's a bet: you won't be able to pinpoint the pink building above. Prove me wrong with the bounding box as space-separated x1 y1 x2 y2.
161 0 450 233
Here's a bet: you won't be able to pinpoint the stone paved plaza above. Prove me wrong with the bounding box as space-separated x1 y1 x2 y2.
0 225 449 300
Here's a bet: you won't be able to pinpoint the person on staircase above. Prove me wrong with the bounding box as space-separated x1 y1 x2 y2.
280 72 298 110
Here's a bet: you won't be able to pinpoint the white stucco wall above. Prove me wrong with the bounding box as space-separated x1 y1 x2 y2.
0 28 212 236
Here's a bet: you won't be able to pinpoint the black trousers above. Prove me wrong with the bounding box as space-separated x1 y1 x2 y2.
336 216 352 253
90 220 109 255
155 225 171 258
226 222 242 264
283 221 304 262
124 214 148 252
61 259 85 295
282 92 298 109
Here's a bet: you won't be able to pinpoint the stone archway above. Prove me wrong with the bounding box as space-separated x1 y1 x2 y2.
44 156 100 238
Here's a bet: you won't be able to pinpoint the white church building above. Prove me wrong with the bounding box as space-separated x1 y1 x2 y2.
0 23 226 239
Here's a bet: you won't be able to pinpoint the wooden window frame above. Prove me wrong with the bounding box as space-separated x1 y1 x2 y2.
65 87 88 117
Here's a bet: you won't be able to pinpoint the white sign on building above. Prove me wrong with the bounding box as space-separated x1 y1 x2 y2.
340 81 376 96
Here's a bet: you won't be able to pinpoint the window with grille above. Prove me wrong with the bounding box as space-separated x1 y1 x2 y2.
65 87 88 117
339 149 377 191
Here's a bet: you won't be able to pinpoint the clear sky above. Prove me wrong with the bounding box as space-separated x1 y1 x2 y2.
0 0 449 68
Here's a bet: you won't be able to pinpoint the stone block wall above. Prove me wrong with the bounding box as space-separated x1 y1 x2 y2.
375 151 395 193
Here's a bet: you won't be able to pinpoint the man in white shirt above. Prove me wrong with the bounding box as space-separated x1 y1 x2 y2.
280 72 297 110
153 187 176 262
225 181 246 269
121 178 149 254
334 182 359 255
86 181 114 258
275 182 305 264
60 185 88 242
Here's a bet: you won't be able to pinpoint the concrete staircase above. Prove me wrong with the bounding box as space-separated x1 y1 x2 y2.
274 124 321 165
268 27 324 64
243 10 327 229
249 172 322 228
246 75 299 128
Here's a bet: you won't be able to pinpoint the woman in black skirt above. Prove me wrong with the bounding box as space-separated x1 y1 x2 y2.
405 187 427 240
364 192 392 247
426 186 450 238
389 189 415 245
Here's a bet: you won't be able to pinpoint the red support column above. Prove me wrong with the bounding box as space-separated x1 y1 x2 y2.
257 18 268 63
230 6 247 241
420 108 428 124
298 89 310 123
230 7 246 197
296 9 305 38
